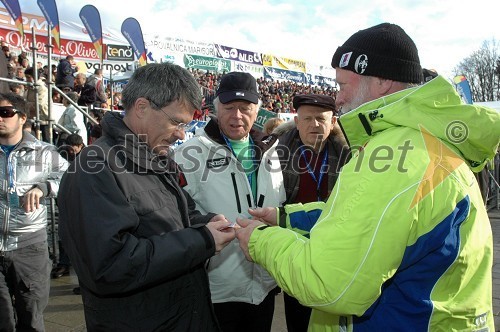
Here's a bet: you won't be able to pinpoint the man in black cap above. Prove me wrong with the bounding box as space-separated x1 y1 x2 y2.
173 72 285 332
236 23 498 331
273 94 350 331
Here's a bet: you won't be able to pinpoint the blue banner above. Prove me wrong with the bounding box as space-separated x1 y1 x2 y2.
0 0 23 38
121 17 147 66
215 44 262 65
37 0 60 49
453 75 473 104
263 66 306 84
79 5 103 62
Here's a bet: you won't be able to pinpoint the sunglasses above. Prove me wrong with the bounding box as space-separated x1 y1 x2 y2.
0 106 21 118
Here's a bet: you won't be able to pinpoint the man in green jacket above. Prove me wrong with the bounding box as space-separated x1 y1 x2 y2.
236 23 499 331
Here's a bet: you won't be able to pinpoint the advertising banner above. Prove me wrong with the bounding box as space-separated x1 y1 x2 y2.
253 108 277 131
215 43 262 65
79 4 103 62
262 54 306 73
306 73 336 87
37 0 60 48
0 0 23 38
121 17 147 66
1 26 97 59
157 52 183 66
183 54 230 73
231 61 263 78
263 66 306 84
106 43 133 61
453 75 473 104
0 28 133 74
142 45 184 66
144 34 216 58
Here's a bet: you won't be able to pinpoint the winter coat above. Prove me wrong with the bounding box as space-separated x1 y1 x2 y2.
79 74 107 107
55 59 77 90
173 118 286 304
0 132 68 251
248 76 499 331
58 112 220 331
274 121 350 205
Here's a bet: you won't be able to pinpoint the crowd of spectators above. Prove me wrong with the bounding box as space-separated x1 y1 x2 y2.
2 42 338 125
188 68 338 114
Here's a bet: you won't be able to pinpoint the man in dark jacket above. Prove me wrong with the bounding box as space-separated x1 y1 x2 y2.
57 63 235 331
274 94 350 331
55 56 78 91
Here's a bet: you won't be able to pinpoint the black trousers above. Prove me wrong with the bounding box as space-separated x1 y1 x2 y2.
213 288 278 332
284 292 312 332
0 241 51 332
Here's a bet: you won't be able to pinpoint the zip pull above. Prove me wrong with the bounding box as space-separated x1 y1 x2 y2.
231 172 242 213
257 194 265 208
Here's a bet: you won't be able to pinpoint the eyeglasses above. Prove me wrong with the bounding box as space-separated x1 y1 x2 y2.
148 99 196 132
0 106 21 118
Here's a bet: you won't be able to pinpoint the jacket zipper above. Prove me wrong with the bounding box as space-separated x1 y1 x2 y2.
1 152 12 252
230 172 242 214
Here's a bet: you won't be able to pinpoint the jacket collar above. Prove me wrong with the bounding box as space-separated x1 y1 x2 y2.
338 75 500 171
100 112 174 173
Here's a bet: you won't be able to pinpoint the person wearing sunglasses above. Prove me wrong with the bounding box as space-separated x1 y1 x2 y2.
0 93 69 331
57 63 235 331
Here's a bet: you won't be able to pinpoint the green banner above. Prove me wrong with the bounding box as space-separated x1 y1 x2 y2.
253 108 277 131
183 54 231 73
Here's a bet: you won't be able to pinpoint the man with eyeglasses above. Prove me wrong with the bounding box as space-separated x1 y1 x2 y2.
173 72 285 332
0 92 68 331
57 63 235 331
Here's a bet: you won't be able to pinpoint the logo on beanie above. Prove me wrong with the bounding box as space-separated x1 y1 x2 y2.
339 52 352 68
354 54 368 74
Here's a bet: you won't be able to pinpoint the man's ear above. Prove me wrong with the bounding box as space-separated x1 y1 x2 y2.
19 113 27 125
293 115 298 125
133 97 149 119
377 78 395 96
331 113 337 125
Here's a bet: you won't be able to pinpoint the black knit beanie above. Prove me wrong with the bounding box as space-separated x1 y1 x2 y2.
331 23 423 83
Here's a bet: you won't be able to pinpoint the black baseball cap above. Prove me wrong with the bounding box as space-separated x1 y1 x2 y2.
216 72 259 104
293 94 336 112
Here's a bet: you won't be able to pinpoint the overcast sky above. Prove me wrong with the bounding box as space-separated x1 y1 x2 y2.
10 0 499 79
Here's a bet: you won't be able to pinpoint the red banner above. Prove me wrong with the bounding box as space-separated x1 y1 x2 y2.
0 27 99 60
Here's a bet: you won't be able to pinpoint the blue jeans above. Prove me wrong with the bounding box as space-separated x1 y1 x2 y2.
0 241 51 331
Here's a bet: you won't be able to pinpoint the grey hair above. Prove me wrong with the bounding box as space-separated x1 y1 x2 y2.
121 63 202 113
212 96 262 114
